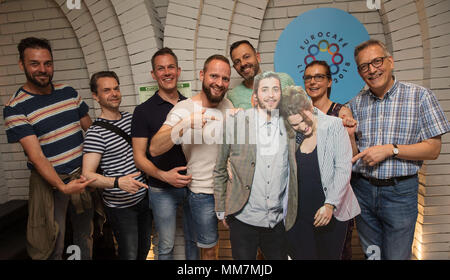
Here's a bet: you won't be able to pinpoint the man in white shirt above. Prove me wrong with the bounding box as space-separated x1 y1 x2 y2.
150 54 234 260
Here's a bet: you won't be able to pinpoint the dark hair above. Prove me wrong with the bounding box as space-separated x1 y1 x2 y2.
90 71 120 93
203 54 230 72
253 71 281 96
151 47 178 71
18 37 52 62
229 40 256 58
304 60 332 98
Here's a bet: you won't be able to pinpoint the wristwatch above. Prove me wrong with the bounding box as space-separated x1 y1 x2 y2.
392 144 399 158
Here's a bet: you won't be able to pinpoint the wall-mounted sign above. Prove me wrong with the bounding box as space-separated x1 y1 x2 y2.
274 8 370 104
138 82 192 104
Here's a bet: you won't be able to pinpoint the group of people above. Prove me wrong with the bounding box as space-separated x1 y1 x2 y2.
3 36 449 261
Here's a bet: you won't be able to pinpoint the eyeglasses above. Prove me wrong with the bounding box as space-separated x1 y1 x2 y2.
357 56 388 73
303 74 329 83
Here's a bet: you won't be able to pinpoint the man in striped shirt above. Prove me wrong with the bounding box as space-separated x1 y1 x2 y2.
349 39 450 260
82 71 150 260
3 37 95 260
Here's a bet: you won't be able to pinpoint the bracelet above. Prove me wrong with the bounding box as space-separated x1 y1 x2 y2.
114 176 120 188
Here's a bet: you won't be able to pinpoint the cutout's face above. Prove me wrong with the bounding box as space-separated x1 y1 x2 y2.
254 77 281 112
287 110 315 137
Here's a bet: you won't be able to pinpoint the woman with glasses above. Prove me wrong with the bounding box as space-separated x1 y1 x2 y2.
281 86 360 260
303 60 358 259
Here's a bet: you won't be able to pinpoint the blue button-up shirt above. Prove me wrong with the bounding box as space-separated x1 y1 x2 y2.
235 110 288 228
349 77 450 179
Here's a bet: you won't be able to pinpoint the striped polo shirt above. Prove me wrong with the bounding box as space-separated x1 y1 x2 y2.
3 84 89 174
83 111 147 208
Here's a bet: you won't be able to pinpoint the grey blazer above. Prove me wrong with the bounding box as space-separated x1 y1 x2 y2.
214 108 296 224
284 109 361 231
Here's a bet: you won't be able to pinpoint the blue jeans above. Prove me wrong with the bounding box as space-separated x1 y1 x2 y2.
351 175 418 260
104 196 152 260
187 190 218 248
149 186 199 260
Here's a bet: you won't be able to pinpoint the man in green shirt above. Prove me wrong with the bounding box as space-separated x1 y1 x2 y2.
228 40 295 109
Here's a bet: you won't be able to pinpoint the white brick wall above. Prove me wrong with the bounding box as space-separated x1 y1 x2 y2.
0 0 92 201
1 0 449 259
413 0 450 260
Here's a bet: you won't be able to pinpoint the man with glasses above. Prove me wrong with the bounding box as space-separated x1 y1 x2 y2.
348 39 450 259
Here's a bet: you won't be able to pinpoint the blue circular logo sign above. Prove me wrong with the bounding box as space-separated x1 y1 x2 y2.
274 8 370 104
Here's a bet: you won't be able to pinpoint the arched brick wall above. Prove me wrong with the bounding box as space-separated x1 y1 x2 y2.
1 0 449 259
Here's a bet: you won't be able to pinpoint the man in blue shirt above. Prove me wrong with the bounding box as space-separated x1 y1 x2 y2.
349 39 450 260
131 47 198 260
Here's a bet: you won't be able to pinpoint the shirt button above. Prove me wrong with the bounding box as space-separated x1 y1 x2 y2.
245 185 250 190
324 187 327 191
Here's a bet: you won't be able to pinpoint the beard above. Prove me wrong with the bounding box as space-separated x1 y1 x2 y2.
239 62 260 81
203 82 226 104
24 68 53 88
255 95 281 117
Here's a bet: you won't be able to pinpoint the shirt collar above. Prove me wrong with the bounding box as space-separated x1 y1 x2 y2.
255 109 280 128
367 76 398 100
155 90 186 105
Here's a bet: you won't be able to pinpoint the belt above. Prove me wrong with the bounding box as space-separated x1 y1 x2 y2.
355 173 416 186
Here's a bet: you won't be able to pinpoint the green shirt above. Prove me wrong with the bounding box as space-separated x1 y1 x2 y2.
227 72 295 109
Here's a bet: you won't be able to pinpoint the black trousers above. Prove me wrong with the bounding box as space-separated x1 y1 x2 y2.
287 216 348 260
227 216 288 260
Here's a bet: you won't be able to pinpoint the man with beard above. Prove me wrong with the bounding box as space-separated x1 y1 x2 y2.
213 71 291 260
3 37 95 260
150 54 234 260
228 40 295 109
349 39 450 259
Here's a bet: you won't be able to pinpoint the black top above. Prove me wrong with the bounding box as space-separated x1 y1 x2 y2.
131 91 187 189
326 102 344 117
296 147 325 222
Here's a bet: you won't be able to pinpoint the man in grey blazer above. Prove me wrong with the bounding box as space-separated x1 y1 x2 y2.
214 71 292 260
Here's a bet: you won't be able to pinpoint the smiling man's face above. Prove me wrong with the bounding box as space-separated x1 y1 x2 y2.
356 44 394 98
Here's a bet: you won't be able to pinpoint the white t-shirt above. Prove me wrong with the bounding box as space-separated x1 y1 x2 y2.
164 97 233 194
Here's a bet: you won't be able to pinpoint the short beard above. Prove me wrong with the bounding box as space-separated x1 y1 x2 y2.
255 95 281 116
241 63 260 81
24 68 52 88
203 82 226 104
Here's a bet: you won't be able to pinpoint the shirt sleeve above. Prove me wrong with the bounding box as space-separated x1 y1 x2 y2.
3 104 35 143
131 105 149 138
163 102 187 127
83 127 106 155
419 88 450 141
74 88 89 118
